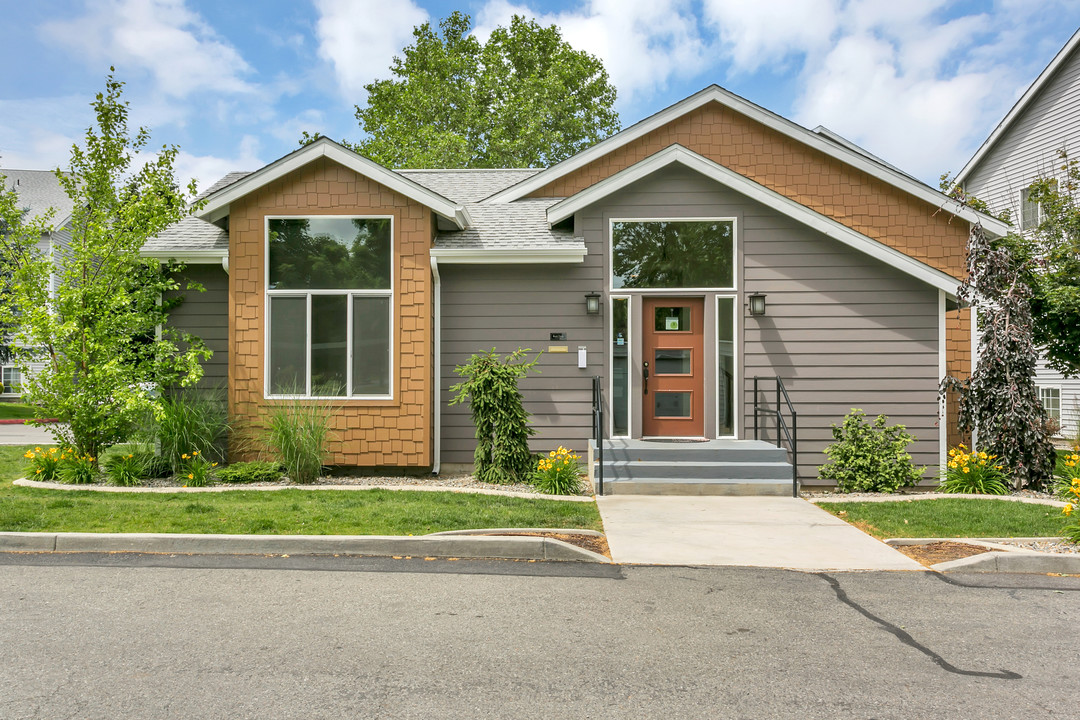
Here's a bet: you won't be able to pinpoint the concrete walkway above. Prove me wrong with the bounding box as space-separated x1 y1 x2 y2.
0 424 57 445
596 495 926 571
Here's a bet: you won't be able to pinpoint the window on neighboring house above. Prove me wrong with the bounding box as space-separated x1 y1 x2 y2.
1040 387 1061 422
1 366 20 395
1020 180 1057 231
266 216 392 398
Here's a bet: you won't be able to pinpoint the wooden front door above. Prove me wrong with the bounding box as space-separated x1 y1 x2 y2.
641 297 705 437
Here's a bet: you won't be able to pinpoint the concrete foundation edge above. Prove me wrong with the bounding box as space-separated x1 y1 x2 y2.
0 532 611 563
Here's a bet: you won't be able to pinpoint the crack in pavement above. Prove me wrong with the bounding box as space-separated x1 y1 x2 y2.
817 573 1022 680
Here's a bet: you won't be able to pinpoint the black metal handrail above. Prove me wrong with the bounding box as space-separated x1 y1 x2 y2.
591 375 604 496
753 376 799 497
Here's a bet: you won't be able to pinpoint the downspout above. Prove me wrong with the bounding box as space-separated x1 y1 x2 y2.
430 255 442 475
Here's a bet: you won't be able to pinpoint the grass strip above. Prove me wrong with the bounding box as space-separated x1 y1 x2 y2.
818 498 1065 539
0 404 42 420
0 446 601 536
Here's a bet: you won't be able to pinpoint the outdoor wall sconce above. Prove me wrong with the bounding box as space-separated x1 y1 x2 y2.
748 293 767 317
585 291 602 315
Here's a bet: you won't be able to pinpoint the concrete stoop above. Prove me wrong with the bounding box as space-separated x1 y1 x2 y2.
591 439 796 496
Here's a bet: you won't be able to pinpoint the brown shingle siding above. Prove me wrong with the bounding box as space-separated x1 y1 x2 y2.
228 156 432 468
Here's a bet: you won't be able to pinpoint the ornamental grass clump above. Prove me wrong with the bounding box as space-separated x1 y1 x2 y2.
533 446 583 495
156 387 229 473
265 397 335 485
23 447 61 481
818 409 924 493
104 450 154 487
939 444 1009 495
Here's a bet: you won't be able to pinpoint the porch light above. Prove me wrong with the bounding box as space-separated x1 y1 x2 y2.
585 291 602 315
748 293 767 317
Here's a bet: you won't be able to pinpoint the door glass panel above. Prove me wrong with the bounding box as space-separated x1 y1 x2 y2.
717 297 735 436
269 296 307 394
654 307 689 332
352 296 391 395
612 297 629 436
654 392 691 418
311 295 348 396
654 349 691 375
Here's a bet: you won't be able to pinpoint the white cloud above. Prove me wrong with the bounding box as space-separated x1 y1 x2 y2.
312 0 428 99
0 96 93 171
476 0 709 104
41 0 255 98
171 135 264 192
701 0 841 74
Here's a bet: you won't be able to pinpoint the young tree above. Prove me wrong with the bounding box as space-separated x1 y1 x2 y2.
942 224 1055 489
0 71 209 458
324 11 620 169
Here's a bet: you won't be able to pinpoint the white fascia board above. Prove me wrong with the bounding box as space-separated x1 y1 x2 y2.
489 85 1008 237
196 139 470 229
141 249 228 263
429 247 587 264
552 145 961 295
954 29 1080 186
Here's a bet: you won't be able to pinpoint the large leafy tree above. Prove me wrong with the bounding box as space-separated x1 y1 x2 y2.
346 11 620 168
0 71 209 458
1020 151 1080 377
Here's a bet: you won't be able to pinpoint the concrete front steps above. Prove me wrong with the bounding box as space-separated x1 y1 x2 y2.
591 439 796 496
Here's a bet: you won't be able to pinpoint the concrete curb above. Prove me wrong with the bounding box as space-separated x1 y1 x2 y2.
809 493 1067 508
12 478 596 502
0 531 611 563
0 419 60 425
884 537 1080 574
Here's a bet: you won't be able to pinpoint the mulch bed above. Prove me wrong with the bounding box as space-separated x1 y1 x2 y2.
484 531 610 559
893 541 1000 567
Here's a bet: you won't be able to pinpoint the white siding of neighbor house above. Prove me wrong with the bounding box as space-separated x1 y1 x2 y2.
963 41 1080 442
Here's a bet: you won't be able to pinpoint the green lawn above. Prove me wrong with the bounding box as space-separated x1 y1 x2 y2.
0 404 42 420
818 498 1065 539
0 446 602 535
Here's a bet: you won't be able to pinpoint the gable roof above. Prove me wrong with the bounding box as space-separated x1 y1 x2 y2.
196 138 473 229
398 168 541 203
954 29 1080 185
1 169 74 227
547 144 961 294
485 84 1009 237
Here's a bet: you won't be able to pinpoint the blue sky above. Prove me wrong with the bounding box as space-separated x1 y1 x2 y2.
2 1 1077 191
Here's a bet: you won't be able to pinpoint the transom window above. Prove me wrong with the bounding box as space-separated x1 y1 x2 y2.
612 220 734 289
266 216 392 398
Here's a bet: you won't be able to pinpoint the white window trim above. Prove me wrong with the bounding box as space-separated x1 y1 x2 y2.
1 365 21 396
608 217 739 293
263 215 394 401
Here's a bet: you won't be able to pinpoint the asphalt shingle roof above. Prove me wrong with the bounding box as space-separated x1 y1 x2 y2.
143 216 228 254
434 199 580 251
1 169 74 224
398 168 540 203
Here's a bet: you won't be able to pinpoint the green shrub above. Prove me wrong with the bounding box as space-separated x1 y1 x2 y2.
449 348 540 484
58 450 98 485
265 398 335 485
216 461 285 484
103 450 155 487
532 446 583 495
155 387 229 473
939 444 1008 494
23 446 62 481
1054 446 1080 500
818 409 924 493
179 450 216 487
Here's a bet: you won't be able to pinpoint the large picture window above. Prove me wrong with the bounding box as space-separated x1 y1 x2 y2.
612 220 734 289
266 217 392 398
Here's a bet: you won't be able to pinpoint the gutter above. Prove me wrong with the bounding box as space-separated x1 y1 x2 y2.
431 255 442 475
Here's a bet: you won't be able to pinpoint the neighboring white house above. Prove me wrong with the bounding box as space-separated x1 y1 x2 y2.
954 28 1080 439
0 169 73 400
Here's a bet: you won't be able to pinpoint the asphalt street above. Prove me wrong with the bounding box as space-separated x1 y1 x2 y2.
1 553 1078 719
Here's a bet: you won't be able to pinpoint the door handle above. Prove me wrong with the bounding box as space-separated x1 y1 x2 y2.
643 360 649 394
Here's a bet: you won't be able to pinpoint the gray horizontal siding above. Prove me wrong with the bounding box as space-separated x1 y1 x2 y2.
165 264 229 389
580 165 941 483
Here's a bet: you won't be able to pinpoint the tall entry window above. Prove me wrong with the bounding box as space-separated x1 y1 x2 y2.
266 216 392 398
612 220 734 289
